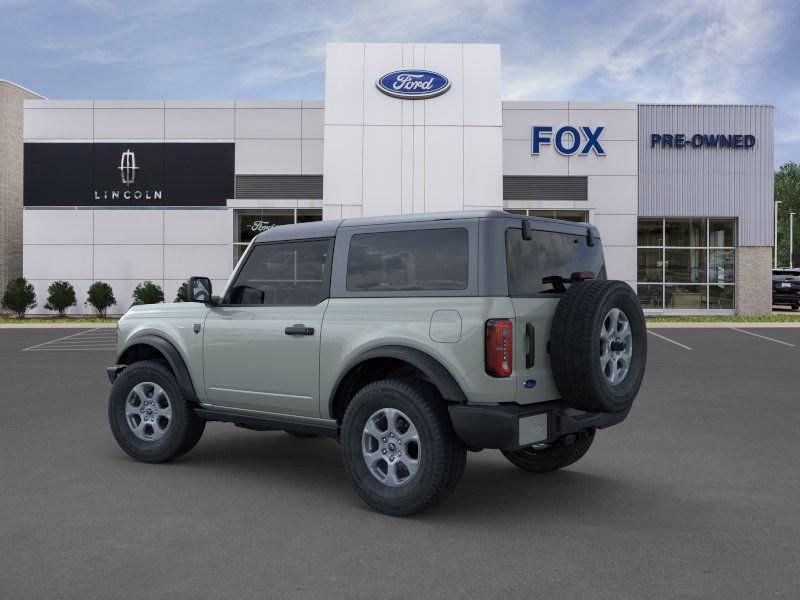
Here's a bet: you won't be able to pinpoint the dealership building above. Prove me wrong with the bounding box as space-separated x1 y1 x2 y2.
2 42 774 315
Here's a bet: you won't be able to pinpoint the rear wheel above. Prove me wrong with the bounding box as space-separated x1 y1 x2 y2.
792 304 799 311
108 360 205 463
502 429 595 473
340 379 466 516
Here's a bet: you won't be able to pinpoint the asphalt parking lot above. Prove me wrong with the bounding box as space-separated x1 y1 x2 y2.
1 327 799 599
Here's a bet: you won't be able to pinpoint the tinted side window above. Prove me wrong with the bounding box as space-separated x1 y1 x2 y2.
506 228 606 295
228 239 332 306
346 228 468 292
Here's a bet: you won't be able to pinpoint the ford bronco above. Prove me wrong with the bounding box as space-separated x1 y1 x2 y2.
108 210 647 515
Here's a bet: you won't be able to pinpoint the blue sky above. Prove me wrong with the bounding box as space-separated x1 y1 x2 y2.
2 0 799 166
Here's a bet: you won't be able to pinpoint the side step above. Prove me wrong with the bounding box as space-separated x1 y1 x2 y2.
193 407 339 438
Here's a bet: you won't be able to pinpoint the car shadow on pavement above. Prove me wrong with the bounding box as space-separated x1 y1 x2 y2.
100 427 673 524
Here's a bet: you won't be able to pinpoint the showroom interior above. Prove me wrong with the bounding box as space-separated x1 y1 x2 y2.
0 43 774 315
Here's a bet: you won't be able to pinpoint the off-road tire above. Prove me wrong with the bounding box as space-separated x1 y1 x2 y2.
502 429 595 473
550 280 647 413
340 379 466 516
108 360 205 463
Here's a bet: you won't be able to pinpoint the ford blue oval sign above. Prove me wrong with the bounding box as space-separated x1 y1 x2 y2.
376 70 450 99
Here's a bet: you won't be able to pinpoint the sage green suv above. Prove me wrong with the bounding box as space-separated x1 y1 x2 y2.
107 210 647 515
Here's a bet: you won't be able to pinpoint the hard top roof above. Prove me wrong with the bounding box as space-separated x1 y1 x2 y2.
251 210 595 243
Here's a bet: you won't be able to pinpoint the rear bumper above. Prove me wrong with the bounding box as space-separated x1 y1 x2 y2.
772 292 800 305
448 401 629 451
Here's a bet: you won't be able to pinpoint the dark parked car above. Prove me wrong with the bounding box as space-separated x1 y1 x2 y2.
773 269 800 310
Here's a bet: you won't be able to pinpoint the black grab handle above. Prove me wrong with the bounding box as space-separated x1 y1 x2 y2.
525 323 535 368
284 324 314 336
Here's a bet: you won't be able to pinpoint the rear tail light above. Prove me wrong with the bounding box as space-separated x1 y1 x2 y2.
486 319 513 377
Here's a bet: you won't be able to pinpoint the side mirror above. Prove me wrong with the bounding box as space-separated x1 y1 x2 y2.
188 276 215 304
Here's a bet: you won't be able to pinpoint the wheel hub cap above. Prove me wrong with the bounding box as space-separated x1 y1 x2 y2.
125 382 172 441
600 308 633 385
362 407 421 487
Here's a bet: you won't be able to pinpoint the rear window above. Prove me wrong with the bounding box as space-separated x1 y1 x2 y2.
774 270 800 278
506 228 606 296
346 228 468 292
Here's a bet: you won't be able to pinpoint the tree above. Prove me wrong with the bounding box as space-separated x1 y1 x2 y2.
174 282 188 302
1 277 37 318
44 280 77 317
775 162 800 267
86 282 116 317
132 281 164 305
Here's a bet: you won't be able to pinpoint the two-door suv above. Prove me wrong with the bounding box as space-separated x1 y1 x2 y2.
108 211 647 515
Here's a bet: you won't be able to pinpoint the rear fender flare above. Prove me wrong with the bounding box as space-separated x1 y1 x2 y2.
327 345 467 419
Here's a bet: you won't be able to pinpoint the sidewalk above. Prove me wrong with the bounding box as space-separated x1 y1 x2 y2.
0 321 117 329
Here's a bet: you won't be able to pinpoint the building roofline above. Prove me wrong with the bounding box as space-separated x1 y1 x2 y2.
636 102 774 108
0 79 45 99
501 99 774 108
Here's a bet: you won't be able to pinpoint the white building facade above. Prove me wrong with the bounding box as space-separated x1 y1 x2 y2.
18 42 773 315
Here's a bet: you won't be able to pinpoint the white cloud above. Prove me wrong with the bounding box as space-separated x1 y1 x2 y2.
4 0 797 162
502 0 784 103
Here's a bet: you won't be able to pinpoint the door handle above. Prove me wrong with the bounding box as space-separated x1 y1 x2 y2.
525 323 535 368
285 324 314 336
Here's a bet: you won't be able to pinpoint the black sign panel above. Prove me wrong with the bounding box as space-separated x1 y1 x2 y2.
24 143 234 207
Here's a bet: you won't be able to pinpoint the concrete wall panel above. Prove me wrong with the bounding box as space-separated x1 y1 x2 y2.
93 210 163 244
23 209 93 244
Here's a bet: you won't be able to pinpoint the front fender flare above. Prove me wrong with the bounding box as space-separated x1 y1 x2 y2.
118 334 199 403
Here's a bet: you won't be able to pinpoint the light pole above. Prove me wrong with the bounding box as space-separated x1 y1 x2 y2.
791 212 796 269
775 200 782 268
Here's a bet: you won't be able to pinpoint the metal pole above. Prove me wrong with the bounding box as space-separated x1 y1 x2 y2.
775 201 782 268
791 213 796 269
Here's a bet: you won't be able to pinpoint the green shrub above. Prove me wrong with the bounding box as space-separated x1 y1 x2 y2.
133 281 164 305
1 277 37 318
86 282 116 317
174 282 188 302
44 280 77 316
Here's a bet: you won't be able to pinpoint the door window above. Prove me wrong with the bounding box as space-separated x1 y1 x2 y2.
346 228 468 292
227 239 332 306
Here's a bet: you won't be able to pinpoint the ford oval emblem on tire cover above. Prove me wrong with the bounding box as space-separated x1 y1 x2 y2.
376 70 451 99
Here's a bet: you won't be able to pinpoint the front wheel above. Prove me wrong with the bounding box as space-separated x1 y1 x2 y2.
501 429 595 473
108 360 205 463
340 379 466 516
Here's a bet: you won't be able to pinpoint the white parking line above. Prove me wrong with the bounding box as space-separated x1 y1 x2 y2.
21 328 100 351
21 328 116 352
22 346 117 352
729 328 796 347
647 330 693 350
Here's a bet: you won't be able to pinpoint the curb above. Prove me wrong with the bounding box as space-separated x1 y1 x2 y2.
0 323 117 329
647 322 800 328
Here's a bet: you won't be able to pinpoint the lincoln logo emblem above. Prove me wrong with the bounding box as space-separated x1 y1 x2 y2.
118 149 138 186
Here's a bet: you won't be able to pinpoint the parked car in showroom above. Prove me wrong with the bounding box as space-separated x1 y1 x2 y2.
106 211 648 516
773 269 800 310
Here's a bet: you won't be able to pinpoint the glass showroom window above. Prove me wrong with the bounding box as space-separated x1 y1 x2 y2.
637 218 736 311
233 208 322 263
505 209 589 222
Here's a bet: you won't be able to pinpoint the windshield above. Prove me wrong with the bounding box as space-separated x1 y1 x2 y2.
506 227 606 296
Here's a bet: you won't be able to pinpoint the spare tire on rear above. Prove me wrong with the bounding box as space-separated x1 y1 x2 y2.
550 280 646 414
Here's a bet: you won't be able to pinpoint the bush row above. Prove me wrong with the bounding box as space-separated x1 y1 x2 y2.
0 278 189 319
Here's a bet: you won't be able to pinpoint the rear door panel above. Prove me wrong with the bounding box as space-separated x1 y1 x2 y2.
511 298 561 404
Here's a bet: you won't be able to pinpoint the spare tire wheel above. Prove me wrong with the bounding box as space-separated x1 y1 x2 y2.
550 280 647 414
